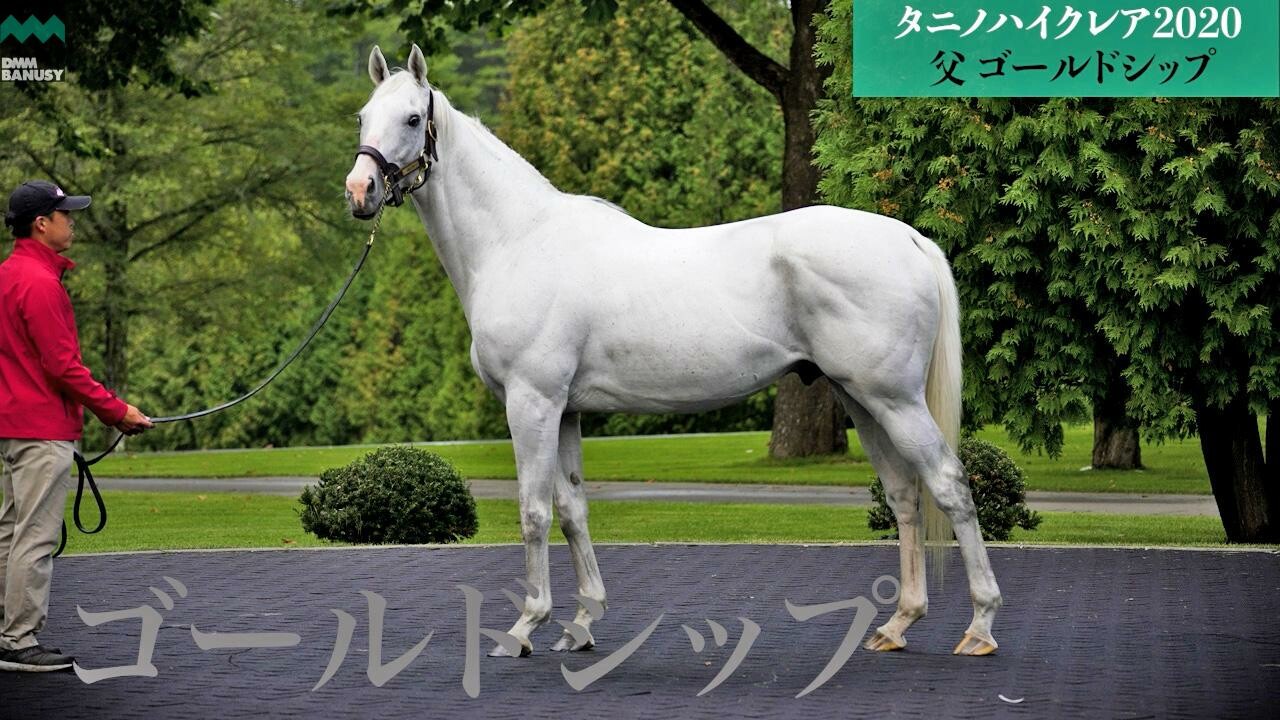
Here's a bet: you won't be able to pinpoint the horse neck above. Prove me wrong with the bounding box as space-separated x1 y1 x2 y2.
410 95 560 313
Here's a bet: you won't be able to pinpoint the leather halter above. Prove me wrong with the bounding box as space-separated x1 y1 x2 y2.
354 89 439 212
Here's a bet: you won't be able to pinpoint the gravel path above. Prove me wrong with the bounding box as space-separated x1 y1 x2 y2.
96 476 1222 516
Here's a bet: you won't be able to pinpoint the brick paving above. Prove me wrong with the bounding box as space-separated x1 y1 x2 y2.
1 544 1276 718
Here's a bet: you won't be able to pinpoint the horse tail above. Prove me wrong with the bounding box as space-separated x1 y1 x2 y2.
915 232 961 587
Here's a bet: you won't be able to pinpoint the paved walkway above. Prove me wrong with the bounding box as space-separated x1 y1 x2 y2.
98 476 1222 516
1 545 1274 718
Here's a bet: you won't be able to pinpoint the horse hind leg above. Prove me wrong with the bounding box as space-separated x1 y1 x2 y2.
549 412 607 652
835 390 927 652
861 396 1003 656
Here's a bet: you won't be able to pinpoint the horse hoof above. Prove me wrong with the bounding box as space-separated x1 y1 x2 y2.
863 630 905 652
488 640 532 658
952 631 997 656
550 634 595 652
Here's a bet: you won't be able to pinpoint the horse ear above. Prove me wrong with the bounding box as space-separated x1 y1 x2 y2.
407 43 428 86
369 45 390 86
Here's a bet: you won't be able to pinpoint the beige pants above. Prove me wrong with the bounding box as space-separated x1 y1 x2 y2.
0 439 74 651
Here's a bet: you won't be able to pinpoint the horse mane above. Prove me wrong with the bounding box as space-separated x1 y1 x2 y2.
451 106 633 218
391 73 559 196
586 196 633 217
378 70 631 219
459 109 633 217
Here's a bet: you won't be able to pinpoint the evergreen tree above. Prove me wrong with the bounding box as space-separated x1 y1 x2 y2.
813 2 1280 542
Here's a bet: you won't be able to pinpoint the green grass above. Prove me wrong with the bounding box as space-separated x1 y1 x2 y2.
93 425 1212 494
49 491 1232 556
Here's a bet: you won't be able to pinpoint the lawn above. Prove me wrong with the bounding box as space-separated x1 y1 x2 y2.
92 425 1213 494
48 491 1232 556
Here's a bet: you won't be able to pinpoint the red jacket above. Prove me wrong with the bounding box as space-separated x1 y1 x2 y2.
0 238 128 440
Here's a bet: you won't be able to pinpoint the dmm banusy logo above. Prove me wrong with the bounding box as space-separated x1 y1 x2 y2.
2 14 67 82
0 15 65 44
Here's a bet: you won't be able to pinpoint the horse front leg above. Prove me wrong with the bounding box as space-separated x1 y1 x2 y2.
490 384 563 658
550 412 607 651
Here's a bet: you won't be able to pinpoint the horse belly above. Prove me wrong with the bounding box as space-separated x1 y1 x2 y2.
567 316 795 414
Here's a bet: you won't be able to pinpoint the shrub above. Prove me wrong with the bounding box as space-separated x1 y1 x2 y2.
868 437 1042 541
300 446 479 544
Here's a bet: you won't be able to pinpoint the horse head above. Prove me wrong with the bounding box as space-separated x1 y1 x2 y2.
345 44 437 219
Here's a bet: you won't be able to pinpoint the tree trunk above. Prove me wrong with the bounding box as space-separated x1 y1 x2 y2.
102 209 128 395
766 256 846 461
1196 396 1278 543
1267 399 1278 475
778 0 825 214
767 0 846 458
98 198 130 452
1091 366 1142 469
1092 413 1141 469
98 100 131 401
1268 399 1280 524
769 374 847 458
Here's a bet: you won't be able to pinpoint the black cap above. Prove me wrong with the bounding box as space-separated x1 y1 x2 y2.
4 181 92 228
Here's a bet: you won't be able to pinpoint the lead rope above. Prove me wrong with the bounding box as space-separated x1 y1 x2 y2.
53 203 387 557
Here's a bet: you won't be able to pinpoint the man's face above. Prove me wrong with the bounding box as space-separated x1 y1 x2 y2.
33 209 74 253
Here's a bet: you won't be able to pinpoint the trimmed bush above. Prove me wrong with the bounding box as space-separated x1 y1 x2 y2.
300 446 478 544
868 437 1042 541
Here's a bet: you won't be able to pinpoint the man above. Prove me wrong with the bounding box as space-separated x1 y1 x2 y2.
0 180 152 672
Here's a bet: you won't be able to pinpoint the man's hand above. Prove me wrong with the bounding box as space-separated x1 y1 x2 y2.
115 405 154 436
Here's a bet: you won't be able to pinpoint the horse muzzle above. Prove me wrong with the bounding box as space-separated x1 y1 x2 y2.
354 145 419 208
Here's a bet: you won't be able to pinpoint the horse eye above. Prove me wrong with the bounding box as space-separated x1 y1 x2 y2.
408 115 421 127
356 116 362 127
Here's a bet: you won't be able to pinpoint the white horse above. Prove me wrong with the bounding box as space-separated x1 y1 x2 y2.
345 45 1002 658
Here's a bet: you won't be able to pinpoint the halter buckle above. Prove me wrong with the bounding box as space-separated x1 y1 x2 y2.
381 170 406 207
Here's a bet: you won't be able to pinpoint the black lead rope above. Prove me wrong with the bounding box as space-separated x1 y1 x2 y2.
53 206 387 557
